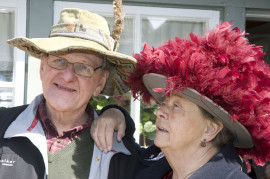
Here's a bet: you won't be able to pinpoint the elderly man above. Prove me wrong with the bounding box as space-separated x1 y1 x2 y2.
0 6 136 179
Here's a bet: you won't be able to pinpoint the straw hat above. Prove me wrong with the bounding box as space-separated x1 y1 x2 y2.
127 22 270 166
7 1 136 97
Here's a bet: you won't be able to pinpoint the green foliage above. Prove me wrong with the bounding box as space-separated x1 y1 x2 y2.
140 102 158 126
0 107 7 111
143 121 156 140
143 121 156 133
140 101 158 145
89 93 131 114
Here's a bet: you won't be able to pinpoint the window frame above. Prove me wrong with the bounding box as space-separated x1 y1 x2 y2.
54 2 219 54
0 0 26 107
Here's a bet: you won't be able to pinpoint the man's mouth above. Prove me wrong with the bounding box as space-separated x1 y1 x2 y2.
55 84 76 92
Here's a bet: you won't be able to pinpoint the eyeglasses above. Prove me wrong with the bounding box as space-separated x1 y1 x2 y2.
47 54 103 78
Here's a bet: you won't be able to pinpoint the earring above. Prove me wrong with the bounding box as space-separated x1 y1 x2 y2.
201 139 206 147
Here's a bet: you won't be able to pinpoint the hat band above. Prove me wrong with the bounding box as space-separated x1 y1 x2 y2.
49 23 115 51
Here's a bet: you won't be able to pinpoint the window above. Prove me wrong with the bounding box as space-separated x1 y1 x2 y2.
0 0 26 107
54 1 220 144
246 10 270 64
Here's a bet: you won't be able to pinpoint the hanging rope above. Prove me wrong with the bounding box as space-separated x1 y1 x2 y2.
112 0 125 51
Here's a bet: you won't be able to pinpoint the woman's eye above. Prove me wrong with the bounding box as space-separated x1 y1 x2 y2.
174 103 179 108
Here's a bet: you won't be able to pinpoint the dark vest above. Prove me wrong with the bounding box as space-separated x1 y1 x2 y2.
0 105 45 179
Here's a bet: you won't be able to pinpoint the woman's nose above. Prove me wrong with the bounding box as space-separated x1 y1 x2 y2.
156 106 168 120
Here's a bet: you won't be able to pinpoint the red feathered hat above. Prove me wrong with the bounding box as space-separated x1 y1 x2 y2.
127 22 270 167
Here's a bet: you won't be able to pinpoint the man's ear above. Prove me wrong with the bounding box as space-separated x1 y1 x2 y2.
203 120 223 142
93 71 109 97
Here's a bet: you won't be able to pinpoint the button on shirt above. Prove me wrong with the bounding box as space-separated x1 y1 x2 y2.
37 99 93 153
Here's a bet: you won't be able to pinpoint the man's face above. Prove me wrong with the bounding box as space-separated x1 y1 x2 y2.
40 51 109 113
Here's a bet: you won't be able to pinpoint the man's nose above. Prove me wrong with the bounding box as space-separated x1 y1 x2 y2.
61 63 77 80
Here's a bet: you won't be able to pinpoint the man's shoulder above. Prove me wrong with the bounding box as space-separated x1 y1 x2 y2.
0 105 28 133
0 105 28 116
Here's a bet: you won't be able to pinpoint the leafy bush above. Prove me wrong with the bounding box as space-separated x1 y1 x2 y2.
89 93 131 113
0 107 6 111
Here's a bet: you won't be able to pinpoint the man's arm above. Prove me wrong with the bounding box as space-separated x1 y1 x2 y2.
91 104 136 153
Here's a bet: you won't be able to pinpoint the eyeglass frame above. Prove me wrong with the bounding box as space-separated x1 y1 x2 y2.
46 54 104 78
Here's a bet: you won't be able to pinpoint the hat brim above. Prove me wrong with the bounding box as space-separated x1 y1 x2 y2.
7 37 136 62
7 37 136 96
143 73 254 148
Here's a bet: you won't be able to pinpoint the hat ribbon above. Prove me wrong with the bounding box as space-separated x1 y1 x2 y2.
50 23 115 51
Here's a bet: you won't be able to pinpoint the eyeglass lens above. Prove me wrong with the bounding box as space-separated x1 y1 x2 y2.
47 55 101 77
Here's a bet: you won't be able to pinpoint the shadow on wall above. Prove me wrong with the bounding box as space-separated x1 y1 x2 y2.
246 20 270 65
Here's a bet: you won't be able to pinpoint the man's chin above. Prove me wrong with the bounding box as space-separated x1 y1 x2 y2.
45 98 78 112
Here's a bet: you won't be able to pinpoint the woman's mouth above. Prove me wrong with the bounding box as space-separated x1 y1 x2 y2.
157 126 168 133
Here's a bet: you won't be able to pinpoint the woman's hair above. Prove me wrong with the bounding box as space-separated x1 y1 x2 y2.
198 106 234 149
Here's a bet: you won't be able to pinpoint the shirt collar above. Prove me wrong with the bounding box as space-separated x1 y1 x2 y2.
38 98 94 137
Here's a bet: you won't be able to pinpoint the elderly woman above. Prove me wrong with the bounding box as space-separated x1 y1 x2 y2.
92 22 270 178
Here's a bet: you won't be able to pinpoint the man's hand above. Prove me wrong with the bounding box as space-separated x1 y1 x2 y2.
265 165 270 179
91 108 126 153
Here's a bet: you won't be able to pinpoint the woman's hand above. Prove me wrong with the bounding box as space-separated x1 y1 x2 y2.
91 108 126 153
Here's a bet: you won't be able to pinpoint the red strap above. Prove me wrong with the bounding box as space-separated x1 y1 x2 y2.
27 113 39 131
111 149 117 153
163 170 173 179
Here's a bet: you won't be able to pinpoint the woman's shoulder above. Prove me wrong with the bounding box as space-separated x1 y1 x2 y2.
190 161 250 179
190 143 250 178
227 170 251 179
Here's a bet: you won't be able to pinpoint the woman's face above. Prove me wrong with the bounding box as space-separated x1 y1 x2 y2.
155 95 208 151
